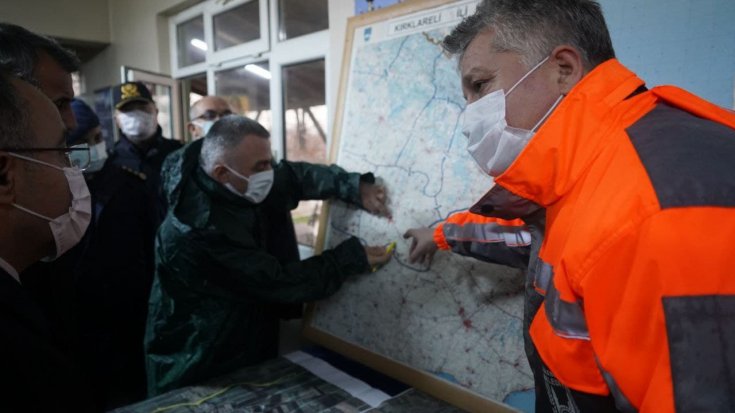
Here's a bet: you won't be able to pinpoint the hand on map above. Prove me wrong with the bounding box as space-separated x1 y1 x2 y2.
364 244 394 267
360 182 391 218
402 227 437 264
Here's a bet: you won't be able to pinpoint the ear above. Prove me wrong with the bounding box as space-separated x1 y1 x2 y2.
0 153 16 205
187 122 197 137
210 164 229 185
550 45 586 95
113 111 121 128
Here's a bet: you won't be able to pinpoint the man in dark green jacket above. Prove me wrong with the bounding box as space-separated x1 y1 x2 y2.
144 115 392 396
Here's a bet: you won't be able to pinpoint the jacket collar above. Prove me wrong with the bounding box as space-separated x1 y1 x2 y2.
116 126 164 158
165 139 255 229
471 59 646 217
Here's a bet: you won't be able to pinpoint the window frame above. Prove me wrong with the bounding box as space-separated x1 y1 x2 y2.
207 0 270 66
170 0 331 256
170 0 271 79
169 3 208 78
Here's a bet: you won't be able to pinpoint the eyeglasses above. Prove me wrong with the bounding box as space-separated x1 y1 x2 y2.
194 109 233 121
0 144 91 170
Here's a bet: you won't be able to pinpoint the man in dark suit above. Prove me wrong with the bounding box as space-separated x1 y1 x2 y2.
0 22 87 380
0 69 96 411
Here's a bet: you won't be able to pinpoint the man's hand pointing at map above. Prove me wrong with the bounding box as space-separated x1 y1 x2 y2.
360 182 391 218
403 227 438 265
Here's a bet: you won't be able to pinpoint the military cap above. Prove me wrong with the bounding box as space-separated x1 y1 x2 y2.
112 81 154 110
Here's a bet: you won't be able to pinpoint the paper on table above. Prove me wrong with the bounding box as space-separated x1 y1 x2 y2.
285 351 392 408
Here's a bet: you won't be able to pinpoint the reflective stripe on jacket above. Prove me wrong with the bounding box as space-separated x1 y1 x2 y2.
470 59 735 412
434 211 531 269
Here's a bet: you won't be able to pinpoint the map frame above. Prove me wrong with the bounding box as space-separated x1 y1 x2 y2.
303 1 523 412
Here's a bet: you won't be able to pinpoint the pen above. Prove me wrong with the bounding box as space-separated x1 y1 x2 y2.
372 241 396 272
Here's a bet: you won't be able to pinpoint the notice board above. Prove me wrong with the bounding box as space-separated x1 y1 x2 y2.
305 1 533 411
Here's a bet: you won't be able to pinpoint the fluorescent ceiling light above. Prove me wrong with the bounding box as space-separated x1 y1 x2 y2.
244 64 272 80
190 38 208 51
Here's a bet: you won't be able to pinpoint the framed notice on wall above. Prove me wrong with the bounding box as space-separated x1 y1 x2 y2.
304 1 533 412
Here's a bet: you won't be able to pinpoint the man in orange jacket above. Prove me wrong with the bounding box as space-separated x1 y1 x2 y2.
425 1 735 412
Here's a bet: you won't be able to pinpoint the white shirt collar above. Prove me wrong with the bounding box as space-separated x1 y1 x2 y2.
0 257 20 284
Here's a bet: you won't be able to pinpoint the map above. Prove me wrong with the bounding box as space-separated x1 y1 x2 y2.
308 1 534 409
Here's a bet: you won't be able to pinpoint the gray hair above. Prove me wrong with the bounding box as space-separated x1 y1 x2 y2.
199 115 270 174
0 68 32 150
443 0 615 70
0 22 80 82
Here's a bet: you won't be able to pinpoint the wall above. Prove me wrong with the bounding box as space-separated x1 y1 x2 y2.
3 0 733 107
80 0 353 117
0 0 110 43
327 0 735 110
82 0 197 92
601 0 735 108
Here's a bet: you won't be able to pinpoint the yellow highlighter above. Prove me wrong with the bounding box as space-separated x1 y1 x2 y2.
372 241 397 273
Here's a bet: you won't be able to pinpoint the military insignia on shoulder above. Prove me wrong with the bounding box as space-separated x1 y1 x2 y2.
121 165 147 181
121 83 141 100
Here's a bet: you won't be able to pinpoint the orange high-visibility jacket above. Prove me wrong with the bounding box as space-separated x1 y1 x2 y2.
433 211 531 269
469 59 735 412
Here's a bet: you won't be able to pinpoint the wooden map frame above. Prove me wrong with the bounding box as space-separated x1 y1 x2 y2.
303 1 518 412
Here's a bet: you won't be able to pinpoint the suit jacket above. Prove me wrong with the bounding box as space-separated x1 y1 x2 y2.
0 268 97 412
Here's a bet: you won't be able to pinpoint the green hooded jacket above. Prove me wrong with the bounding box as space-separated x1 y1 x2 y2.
144 139 371 396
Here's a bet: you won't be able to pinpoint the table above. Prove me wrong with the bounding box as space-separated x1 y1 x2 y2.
111 349 465 413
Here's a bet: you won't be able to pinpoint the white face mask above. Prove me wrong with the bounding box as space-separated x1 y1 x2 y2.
86 141 108 173
9 153 92 261
223 165 274 204
193 120 215 138
462 56 563 177
117 110 158 143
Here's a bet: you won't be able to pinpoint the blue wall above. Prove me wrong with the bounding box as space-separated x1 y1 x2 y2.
355 0 401 15
601 0 735 108
353 0 735 108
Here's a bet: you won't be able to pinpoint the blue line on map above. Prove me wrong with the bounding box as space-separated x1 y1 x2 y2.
394 92 435 164
385 37 409 76
447 105 464 153
330 33 490 272
428 207 470 228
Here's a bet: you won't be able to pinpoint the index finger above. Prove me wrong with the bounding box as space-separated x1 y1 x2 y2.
375 186 386 202
375 200 391 219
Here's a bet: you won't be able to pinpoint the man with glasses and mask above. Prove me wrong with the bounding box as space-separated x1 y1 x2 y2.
145 115 393 396
0 69 95 412
67 97 157 408
437 1 735 412
187 95 233 140
0 22 96 398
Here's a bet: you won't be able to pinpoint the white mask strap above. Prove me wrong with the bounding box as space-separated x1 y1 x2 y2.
223 164 250 182
506 56 550 97
8 152 64 171
531 94 565 132
12 203 53 221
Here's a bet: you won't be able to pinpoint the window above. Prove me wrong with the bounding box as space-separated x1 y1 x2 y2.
282 59 327 247
215 61 272 131
278 0 329 41
214 1 261 51
170 0 331 254
176 16 205 67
